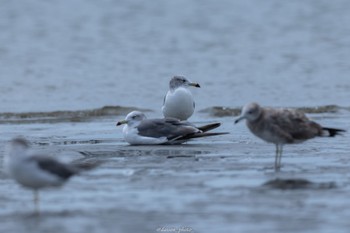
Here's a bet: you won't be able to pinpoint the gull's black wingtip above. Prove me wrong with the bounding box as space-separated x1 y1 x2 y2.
322 127 346 137
197 122 221 132
178 131 229 141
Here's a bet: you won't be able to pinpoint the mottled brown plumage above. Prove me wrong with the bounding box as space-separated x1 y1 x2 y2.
246 107 323 144
235 103 345 170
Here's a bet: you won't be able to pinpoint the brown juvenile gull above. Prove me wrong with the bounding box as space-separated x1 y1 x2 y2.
162 76 200 120
116 111 228 145
4 137 99 213
234 103 345 170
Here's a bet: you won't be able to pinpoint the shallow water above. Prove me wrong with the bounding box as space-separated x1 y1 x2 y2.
1 0 350 113
0 0 350 233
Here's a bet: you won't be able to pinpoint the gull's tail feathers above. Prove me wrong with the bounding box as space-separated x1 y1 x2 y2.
71 159 104 172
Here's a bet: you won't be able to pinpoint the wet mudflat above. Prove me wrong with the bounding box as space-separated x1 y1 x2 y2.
0 110 349 233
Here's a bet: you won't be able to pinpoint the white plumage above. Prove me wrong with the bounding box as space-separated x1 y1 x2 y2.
162 76 200 120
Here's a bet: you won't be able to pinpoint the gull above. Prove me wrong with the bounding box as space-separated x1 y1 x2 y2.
4 137 99 213
116 111 227 145
234 103 345 170
162 76 200 120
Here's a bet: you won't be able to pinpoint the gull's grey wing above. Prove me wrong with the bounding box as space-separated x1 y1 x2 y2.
137 118 199 139
29 155 76 180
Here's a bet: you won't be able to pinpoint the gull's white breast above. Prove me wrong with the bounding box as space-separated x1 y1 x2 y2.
162 87 194 120
123 125 167 145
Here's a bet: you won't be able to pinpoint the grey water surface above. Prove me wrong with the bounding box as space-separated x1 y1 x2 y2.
0 0 350 233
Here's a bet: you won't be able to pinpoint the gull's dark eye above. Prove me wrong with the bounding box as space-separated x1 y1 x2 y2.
132 115 137 119
182 79 186 83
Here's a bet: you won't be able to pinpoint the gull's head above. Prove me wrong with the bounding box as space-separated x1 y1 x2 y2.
5 137 30 157
234 102 262 124
169 76 200 90
10 137 30 149
116 111 147 127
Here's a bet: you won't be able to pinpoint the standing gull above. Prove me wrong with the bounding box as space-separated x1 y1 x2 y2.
116 111 227 145
4 137 99 213
162 76 200 120
234 103 345 170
